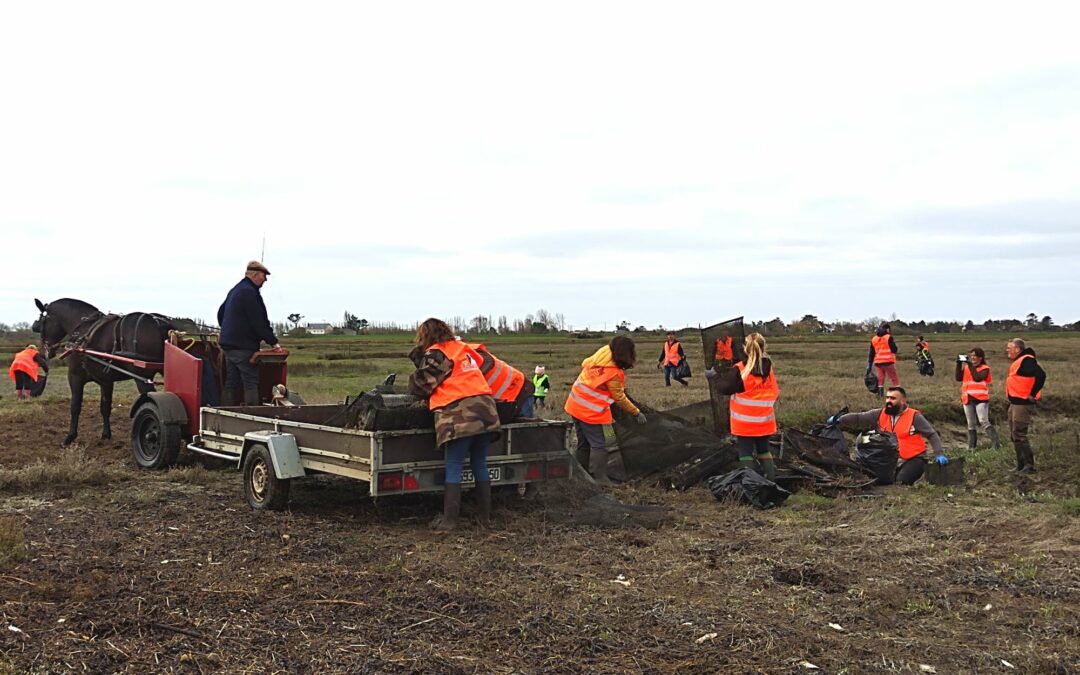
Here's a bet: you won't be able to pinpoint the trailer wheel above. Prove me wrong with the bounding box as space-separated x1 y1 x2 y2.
243 444 290 510
131 403 181 470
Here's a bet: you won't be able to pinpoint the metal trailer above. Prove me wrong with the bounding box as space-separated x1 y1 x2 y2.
128 335 573 510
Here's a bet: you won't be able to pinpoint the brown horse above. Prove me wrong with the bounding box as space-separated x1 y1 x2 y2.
33 298 175 446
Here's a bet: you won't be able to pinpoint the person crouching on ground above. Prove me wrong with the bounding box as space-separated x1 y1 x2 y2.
408 318 501 530
706 332 779 480
657 332 688 387
955 347 1000 449
565 335 647 485
532 366 550 410
466 342 535 419
833 387 947 485
9 344 48 401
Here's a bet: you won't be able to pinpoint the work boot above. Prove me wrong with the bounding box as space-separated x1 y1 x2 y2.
589 449 613 485
223 388 242 406
243 388 261 405
431 483 462 531
967 430 977 450
1020 443 1036 472
474 481 492 527
758 458 777 481
1012 442 1027 472
575 447 590 473
986 425 1001 450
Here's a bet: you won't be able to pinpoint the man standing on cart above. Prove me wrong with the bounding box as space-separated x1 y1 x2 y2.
217 260 282 405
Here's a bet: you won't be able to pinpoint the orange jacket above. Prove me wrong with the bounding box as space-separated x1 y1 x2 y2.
9 348 41 383
729 360 779 437
879 407 926 460
1006 354 1042 401
565 346 628 425
662 341 682 366
468 343 525 403
427 341 492 410
960 364 991 404
871 335 896 364
714 336 733 361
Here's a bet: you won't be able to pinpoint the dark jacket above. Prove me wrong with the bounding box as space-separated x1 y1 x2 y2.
658 341 686 365
1008 348 1046 405
838 406 945 457
867 336 898 365
707 357 773 395
217 278 278 351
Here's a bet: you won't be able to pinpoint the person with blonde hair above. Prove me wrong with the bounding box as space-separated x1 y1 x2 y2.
408 318 501 530
706 333 779 479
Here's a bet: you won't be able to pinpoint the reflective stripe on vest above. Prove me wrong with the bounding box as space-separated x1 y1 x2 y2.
9 348 41 383
960 364 992 404
1006 354 1042 401
664 341 681 366
714 336 733 361
872 335 895 364
427 341 492 410
729 361 779 437
469 343 526 403
564 367 623 425
878 407 926 460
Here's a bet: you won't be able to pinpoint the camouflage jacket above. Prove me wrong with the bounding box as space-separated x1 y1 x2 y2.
408 346 501 447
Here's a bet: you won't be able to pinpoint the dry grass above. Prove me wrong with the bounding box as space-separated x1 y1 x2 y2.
0 516 26 569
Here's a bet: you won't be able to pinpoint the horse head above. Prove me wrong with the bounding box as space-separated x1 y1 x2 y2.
33 298 101 358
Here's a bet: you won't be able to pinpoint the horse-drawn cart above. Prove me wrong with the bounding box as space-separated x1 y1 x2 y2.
124 336 573 510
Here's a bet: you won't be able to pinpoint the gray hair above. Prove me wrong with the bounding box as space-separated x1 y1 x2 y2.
1009 338 1026 351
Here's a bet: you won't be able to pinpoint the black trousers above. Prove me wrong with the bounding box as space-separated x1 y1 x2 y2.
223 349 260 403
896 457 926 485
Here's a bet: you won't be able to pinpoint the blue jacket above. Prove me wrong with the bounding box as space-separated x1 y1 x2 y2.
217 278 278 351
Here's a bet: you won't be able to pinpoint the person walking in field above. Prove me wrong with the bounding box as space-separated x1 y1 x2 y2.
657 332 688 387
706 332 779 480
532 366 550 411
1005 338 1046 474
8 344 48 401
409 318 501 530
868 323 900 393
217 260 282 405
955 348 1000 449
565 335 647 484
465 342 535 419
832 386 948 485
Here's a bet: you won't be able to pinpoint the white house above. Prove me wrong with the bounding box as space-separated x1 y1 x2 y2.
306 322 333 335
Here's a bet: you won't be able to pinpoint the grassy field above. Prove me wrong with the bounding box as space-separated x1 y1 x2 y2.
0 330 1077 672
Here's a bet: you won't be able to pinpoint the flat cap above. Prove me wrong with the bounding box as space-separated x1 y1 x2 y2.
246 260 271 275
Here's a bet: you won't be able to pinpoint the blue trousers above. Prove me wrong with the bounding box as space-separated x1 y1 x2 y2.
664 364 688 386
444 434 491 485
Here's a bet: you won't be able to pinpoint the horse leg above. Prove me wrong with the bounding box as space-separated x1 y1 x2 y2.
100 380 114 440
65 374 85 446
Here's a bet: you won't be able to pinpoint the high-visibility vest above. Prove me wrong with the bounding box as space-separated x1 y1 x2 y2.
871 335 896 364
715 336 733 361
532 373 550 397
8 348 41 383
960 364 992 404
427 341 492 410
729 360 779 437
878 407 926 460
663 341 682 366
467 343 525 403
1006 354 1042 401
564 364 624 425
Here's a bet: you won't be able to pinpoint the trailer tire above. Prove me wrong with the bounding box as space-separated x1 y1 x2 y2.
243 444 290 511
131 403 181 470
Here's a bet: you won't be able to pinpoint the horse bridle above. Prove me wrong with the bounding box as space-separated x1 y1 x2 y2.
36 305 105 360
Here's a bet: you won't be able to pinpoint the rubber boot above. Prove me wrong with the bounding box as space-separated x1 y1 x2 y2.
1019 442 1036 473
589 449 613 485
223 388 242 406
1012 442 1027 472
758 458 777 481
432 483 462 531
967 430 977 450
986 425 1001 450
474 481 492 527
243 388 261 405
739 457 757 472
575 447 590 474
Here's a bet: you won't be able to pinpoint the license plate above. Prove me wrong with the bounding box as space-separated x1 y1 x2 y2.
460 467 501 483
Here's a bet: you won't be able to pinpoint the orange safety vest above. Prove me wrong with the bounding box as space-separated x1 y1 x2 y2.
960 364 991 404
564 363 625 425
871 335 895 364
663 341 682 366
427 341 492 410
878 407 926 460
1006 354 1042 401
467 343 525 402
8 348 41 383
729 361 779 437
714 336 733 361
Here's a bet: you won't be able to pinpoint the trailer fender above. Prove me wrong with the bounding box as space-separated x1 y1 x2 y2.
130 391 188 426
241 431 306 479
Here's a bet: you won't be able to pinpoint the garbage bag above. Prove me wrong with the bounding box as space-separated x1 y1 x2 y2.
675 360 692 379
854 431 899 485
810 423 850 458
916 353 935 377
706 468 791 509
863 369 879 393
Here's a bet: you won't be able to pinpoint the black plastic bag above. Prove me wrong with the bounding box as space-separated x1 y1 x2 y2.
916 351 935 377
706 468 791 509
675 360 692 379
854 431 899 485
863 368 879 393
811 423 850 458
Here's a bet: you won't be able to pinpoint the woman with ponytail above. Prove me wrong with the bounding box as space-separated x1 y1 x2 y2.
705 333 780 480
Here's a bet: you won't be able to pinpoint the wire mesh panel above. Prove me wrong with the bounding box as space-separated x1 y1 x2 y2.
699 317 746 436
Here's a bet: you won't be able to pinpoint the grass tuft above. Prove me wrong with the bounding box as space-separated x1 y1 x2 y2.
0 447 127 492
0 516 27 568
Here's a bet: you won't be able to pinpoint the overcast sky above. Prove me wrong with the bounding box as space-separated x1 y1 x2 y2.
3 2 1079 330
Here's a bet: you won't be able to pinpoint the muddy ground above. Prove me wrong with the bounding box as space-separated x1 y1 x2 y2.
1 401 1078 674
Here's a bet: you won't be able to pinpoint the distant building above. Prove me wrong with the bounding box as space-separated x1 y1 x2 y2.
306 322 333 335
